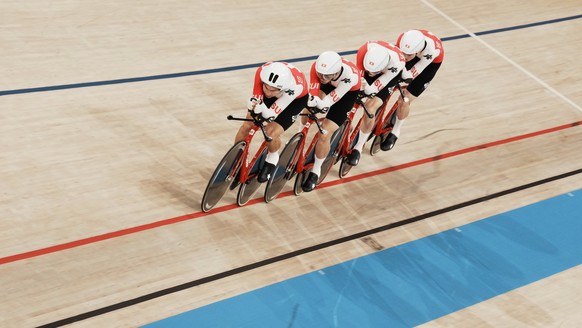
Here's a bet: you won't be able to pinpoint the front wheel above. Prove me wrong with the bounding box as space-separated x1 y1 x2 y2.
237 148 268 206
293 171 305 196
201 141 246 212
370 110 397 156
265 133 303 203
370 134 383 156
318 123 347 184
339 157 353 178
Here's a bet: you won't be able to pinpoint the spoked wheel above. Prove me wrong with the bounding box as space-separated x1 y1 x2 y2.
237 148 268 206
264 133 303 203
201 141 246 212
293 171 306 196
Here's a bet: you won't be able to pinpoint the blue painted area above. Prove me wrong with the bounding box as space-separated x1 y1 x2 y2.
3 14 582 97
145 190 582 327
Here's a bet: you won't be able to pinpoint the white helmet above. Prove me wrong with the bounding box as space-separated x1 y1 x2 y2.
316 51 342 75
363 45 391 74
400 30 426 55
260 62 293 91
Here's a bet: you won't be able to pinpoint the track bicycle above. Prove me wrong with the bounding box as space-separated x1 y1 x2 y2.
369 83 408 155
262 106 332 200
335 96 375 178
201 113 273 212
258 106 336 199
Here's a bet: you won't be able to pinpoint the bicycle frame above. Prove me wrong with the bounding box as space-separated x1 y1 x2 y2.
372 84 407 138
337 104 365 159
201 114 274 212
291 118 321 176
233 125 269 184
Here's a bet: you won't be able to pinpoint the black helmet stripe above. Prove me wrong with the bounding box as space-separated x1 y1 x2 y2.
269 73 279 83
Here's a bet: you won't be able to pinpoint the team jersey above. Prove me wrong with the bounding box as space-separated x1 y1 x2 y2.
308 58 361 108
356 41 406 95
396 30 444 79
251 62 309 117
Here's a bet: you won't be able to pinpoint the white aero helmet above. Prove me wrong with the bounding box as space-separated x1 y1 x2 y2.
363 44 391 74
260 62 293 91
316 51 342 75
400 30 426 55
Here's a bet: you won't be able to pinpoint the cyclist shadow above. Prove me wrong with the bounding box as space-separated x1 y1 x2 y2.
140 162 201 210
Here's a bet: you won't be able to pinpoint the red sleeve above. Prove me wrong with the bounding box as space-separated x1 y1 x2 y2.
421 30 445 63
252 66 265 100
308 62 320 97
395 33 405 48
356 44 368 76
287 64 309 98
376 40 392 48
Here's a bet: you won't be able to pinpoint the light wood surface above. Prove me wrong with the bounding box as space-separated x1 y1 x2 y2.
1 0 581 327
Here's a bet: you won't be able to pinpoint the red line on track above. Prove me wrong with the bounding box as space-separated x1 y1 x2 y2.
1 120 580 265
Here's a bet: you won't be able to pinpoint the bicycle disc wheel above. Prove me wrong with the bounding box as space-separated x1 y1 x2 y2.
370 134 383 156
339 157 353 178
237 148 268 206
318 123 347 184
201 141 245 212
370 110 397 156
264 133 303 203
293 171 305 196
338 132 359 178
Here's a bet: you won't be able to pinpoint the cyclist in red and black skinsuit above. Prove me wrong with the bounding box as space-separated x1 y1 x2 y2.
382 29 445 151
235 61 309 183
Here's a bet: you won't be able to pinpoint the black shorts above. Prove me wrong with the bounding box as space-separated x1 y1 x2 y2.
405 58 442 97
264 94 308 131
364 73 401 105
319 84 359 127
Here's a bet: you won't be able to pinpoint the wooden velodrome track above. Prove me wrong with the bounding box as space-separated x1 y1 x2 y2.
2 0 582 327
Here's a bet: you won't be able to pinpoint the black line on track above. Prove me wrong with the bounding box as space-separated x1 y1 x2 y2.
5 14 582 97
38 167 582 327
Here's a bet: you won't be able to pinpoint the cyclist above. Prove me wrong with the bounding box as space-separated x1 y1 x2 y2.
235 61 309 183
300 51 362 192
381 29 444 151
346 40 406 166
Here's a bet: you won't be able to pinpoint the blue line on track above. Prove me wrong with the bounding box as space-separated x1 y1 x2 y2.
2 14 581 97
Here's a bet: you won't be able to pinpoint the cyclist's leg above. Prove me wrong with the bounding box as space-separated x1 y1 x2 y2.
234 111 254 144
350 96 382 163
311 119 339 171
303 89 356 192
349 74 391 162
257 122 284 183
258 94 307 183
